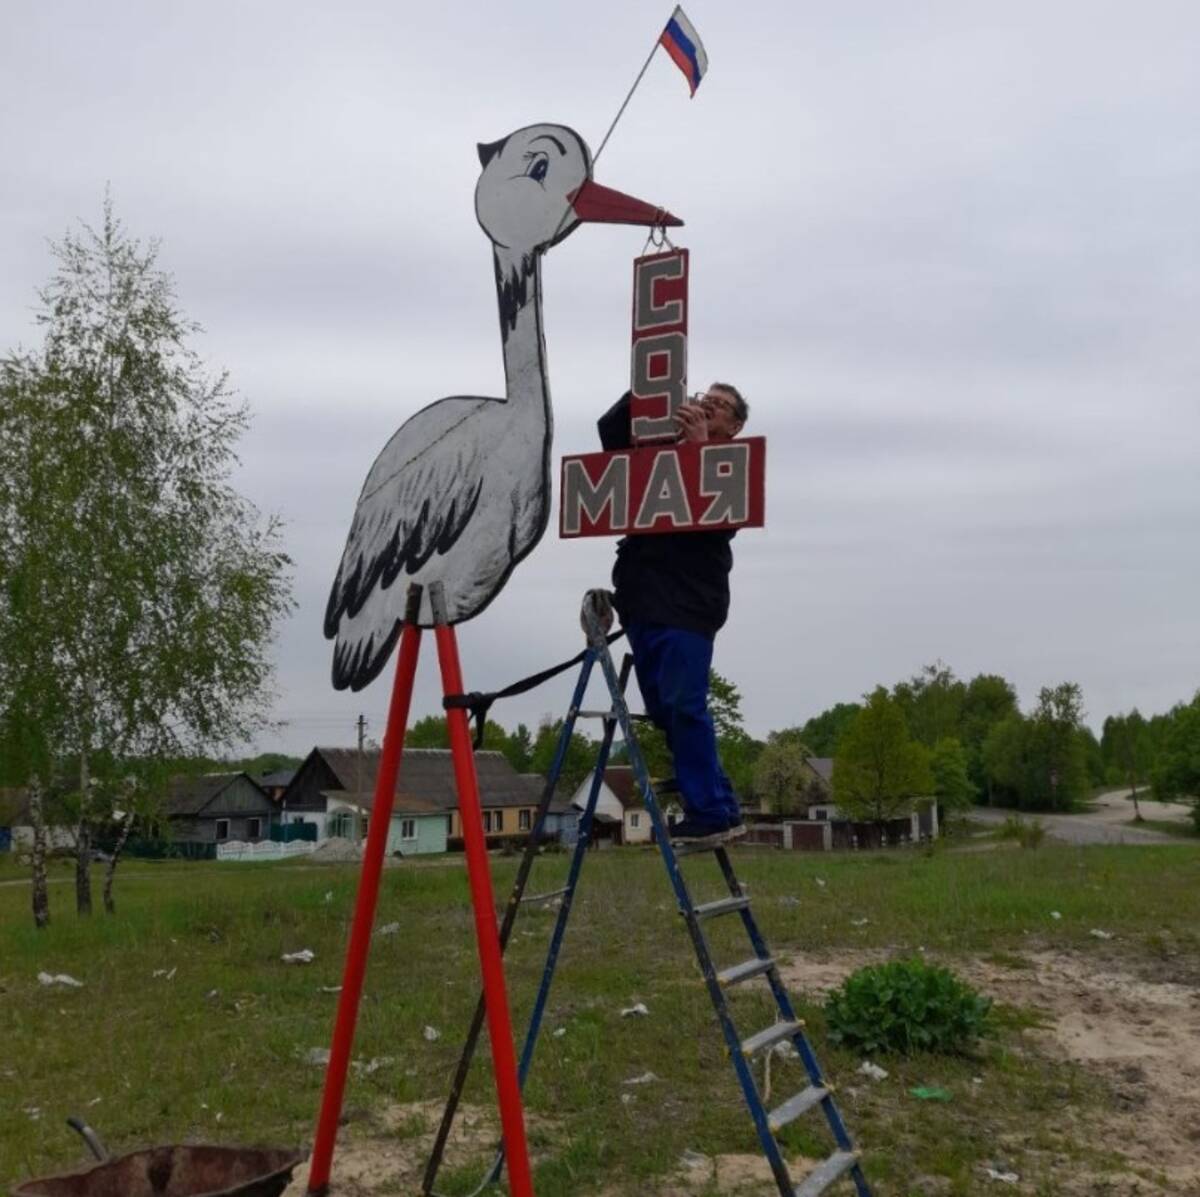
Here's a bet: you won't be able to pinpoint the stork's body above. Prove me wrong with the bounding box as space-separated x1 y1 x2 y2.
325 123 679 691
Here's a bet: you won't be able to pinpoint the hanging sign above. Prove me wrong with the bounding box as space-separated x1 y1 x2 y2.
560 436 765 537
630 248 689 444
560 246 766 539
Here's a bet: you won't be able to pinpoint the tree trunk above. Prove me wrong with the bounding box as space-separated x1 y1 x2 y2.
1130 776 1142 821
75 750 92 916
29 777 50 930
102 811 134 915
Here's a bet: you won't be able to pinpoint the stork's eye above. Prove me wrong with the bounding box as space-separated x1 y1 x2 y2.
524 154 549 184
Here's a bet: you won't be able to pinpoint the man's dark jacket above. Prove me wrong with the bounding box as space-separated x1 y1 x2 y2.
598 392 735 640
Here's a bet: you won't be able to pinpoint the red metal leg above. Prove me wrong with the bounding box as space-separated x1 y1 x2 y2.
307 618 423 1196
435 622 535 1197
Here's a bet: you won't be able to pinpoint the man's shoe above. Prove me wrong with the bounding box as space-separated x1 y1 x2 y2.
669 815 747 846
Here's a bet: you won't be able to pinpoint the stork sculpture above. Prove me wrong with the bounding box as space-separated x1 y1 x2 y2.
308 124 681 1197
325 122 681 692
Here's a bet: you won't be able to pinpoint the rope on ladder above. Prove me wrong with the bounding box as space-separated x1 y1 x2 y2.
443 630 627 748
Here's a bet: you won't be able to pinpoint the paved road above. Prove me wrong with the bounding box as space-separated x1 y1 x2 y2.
971 789 1194 845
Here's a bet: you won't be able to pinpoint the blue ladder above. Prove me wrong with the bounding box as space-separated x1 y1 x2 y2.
579 599 872 1197
424 601 871 1197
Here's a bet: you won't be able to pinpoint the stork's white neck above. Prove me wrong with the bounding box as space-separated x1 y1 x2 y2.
493 246 551 424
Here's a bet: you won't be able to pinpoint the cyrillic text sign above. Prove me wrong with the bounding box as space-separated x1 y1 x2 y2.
560 437 766 538
630 248 688 444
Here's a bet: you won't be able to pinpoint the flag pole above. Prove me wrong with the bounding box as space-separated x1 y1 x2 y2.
546 26 664 247
592 35 662 169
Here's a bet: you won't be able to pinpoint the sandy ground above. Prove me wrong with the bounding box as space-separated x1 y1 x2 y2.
299 944 1200 1197
779 949 1200 1196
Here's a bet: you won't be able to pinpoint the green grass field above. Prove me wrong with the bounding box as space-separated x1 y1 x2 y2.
3 840 1199 1196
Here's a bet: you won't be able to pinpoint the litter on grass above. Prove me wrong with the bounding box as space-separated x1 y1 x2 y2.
282 949 315 964
620 1002 649 1018
983 1166 1020 1184
423 1025 441 1042
37 972 83 988
910 1086 952 1102
858 1061 888 1081
1089 928 1114 940
377 922 400 936
622 1071 658 1086
353 1056 394 1076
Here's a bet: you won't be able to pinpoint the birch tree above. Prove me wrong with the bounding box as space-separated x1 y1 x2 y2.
0 198 293 921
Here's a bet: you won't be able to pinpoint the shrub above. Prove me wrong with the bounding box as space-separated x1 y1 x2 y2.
997 815 1046 849
825 958 993 1056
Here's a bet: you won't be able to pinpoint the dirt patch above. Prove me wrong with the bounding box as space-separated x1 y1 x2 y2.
284 950 1200 1195
282 1099 568 1197
781 948 1200 1194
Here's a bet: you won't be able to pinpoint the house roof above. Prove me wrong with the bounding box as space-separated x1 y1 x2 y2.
808 757 834 785
164 772 266 817
601 766 643 811
308 747 566 813
260 769 296 788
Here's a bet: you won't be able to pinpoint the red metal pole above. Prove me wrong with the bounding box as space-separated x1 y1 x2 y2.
435 620 536 1197
307 608 423 1197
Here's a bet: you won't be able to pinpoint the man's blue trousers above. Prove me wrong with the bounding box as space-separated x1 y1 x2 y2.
625 621 739 824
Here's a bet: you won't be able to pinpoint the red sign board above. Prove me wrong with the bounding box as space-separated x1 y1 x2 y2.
630 248 689 444
560 437 766 538
560 245 766 540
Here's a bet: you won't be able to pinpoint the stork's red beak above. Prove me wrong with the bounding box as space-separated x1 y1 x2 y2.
568 180 683 227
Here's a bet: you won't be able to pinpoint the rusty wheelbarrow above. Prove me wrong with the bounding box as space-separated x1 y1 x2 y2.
12 1119 307 1197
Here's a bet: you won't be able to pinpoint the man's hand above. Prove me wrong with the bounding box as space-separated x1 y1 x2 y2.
673 401 708 443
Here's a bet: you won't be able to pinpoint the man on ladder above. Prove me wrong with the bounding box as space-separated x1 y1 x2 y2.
598 382 751 847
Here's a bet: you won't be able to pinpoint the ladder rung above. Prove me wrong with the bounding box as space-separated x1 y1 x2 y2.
717 956 775 988
792 1150 859 1197
693 895 751 921
768 1084 829 1131
573 709 615 719
521 887 569 905
740 1020 804 1058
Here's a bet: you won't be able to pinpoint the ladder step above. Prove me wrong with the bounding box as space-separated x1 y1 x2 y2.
693 894 751 921
717 956 775 988
792 1150 859 1197
768 1084 829 1131
740 1019 805 1058
521 887 569 905
573 709 615 719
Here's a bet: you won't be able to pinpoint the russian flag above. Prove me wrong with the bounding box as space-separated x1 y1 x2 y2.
660 6 708 97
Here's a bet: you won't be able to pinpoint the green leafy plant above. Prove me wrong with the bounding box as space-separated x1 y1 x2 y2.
997 815 1047 848
825 958 993 1055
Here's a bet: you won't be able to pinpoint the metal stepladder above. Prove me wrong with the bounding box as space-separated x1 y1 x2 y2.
423 593 872 1197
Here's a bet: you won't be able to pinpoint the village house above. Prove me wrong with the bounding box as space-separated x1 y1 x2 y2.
1 786 75 854
746 756 939 850
569 765 658 846
165 772 275 846
279 746 574 854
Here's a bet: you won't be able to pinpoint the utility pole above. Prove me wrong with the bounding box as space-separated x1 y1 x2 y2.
356 714 367 844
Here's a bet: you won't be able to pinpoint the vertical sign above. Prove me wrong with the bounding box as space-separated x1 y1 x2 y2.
630 248 689 444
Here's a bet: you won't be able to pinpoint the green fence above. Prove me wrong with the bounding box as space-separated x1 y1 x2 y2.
270 822 317 843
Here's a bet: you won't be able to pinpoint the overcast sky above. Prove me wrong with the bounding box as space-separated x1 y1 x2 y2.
3 2 1197 755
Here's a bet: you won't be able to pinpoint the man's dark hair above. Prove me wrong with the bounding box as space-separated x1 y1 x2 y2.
712 382 749 426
